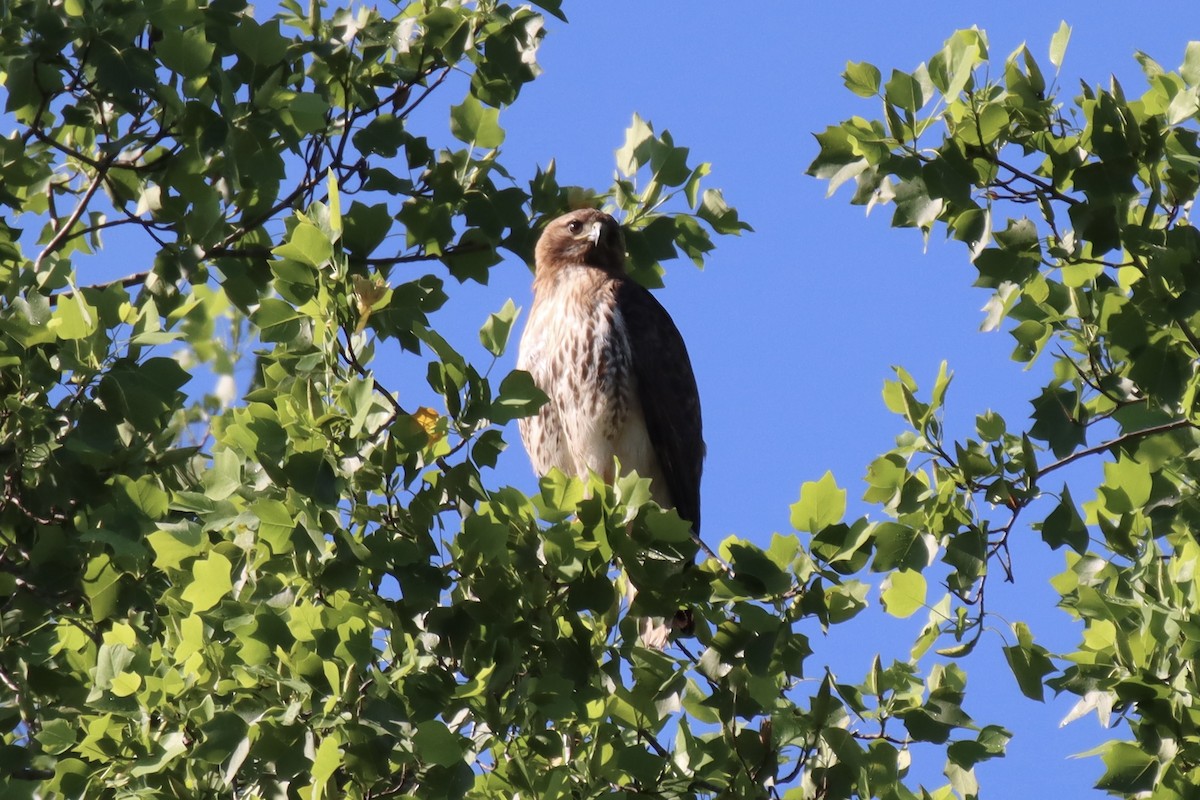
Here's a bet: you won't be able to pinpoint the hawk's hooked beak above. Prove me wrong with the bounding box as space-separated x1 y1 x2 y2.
586 221 603 245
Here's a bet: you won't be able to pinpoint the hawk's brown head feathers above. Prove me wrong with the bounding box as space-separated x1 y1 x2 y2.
533 208 625 284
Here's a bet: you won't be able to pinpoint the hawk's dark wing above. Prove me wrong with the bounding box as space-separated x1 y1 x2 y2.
616 279 705 533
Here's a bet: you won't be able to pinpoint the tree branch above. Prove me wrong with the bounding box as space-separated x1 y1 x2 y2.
398 67 453 122
11 768 55 781
988 154 1080 207
337 330 410 432
47 271 150 307
1038 418 1197 478
33 157 111 271
361 241 490 268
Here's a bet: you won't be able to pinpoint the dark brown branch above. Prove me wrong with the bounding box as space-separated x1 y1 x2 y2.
28 125 106 171
11 768 55 781
988 509 1019 583
206 246 273 260
217 169 328 251
361 241 490 268
29 122 181 173
851 731 911 745
34 157 111 271
989 155 1080 207
398 67 453 122
337 331 410 434
1038 418 1197 478
54 212 168 252
46 271 150 307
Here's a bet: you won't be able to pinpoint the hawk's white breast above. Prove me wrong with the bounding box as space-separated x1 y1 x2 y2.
517 265 668 502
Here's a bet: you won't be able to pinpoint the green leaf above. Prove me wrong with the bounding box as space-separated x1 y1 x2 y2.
148 522 205 571
1039 485 1088 553
115 475 169 519
251 298 306 343
94 640 134 691
891 177 943 231
1096 742 1159 793
1028 387 1087 458
843 61 882 97
489 369 547 424
450 95 505 148
253 499 295 554
311 733 343 800
286 92 331 133
52 295 98 340
527 0 566 21
272 221 333 269
1183 41 1200 85
967 103 1009 146
479 298 519 356
1099 456 1152 514
130 731 188 778
230 18 288 65
158 26 215 78
1049 21 1071 70
180 552 234 612
1002 625 1054 701
414 720 465 767
343 201 393 256
727 542 792 595
616 113 655 176
880 569 926 618
697 188 752 234
82 555 122 622
36 718 78 755
884 69 924 111
789 471 846 533
976 411 1007 441
96 357 189 431
110 671 143 697
871 522 929 571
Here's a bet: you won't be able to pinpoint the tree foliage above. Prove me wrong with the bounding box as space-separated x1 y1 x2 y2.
811 24 1200 800
0 1 924 799
4 1 1195 798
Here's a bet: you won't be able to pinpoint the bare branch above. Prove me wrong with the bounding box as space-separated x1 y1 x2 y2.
362 241 490 268
398 67 453 122
33 157 111 272
1038 418 1197 478
47 271 150 307
988 154 1080 207
337 330 410 436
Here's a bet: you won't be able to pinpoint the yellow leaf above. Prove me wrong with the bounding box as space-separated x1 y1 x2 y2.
350 274 389 333
413 406 444 443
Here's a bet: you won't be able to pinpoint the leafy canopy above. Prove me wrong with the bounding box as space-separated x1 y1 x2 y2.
811 23 1200 800
5 1 1196 797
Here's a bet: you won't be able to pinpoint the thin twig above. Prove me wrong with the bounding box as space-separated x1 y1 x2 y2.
337 330 409 423
47 271 150 307
361 241 490 268
852 731 911 745
989 154 1080 206
398 67 453 122
33 157 111 271
1038 418 1197 478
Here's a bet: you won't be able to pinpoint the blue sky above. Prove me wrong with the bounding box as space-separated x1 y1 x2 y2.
414 3 1200 795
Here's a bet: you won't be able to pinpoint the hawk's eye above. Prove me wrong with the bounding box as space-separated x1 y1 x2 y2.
566 220 583 235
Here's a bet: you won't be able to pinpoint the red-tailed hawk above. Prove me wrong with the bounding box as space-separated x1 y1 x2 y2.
517 209 704 645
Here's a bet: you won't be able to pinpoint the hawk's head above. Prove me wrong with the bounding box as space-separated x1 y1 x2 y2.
534 209 625 276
